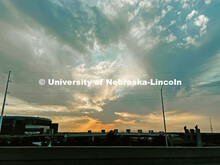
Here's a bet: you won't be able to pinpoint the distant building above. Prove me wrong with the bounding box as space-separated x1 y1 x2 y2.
0 116 58 135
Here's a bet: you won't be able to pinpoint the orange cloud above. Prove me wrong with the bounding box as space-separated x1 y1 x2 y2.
114 110 204 132
114 119 135 124
52 116 115 132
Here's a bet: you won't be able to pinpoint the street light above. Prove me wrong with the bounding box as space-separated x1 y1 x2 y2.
160 85 168 147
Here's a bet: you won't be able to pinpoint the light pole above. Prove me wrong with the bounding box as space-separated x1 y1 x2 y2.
0 70 11 132
209 118 213 133
160 85 168 147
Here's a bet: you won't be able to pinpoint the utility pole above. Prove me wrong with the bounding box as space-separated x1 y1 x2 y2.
209 118 213 133
0 70 11 133
160 85 168 147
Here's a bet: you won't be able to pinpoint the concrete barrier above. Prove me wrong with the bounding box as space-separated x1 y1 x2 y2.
0 146 220 165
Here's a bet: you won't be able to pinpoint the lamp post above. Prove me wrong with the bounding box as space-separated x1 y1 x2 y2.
0 70 11 132
160 85 168 147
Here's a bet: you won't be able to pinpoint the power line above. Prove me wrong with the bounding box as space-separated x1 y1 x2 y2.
5 92 220 105
9 79 220 86
2 84 219 95
10 82 36 84
107 92 220 103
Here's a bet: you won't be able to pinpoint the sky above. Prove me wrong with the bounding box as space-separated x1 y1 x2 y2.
0 0 220 132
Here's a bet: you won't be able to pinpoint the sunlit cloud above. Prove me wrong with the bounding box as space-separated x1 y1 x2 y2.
52 116 115 132
114 110 204 131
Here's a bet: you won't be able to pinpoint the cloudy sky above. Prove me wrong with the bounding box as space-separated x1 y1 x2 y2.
0 0 219 132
